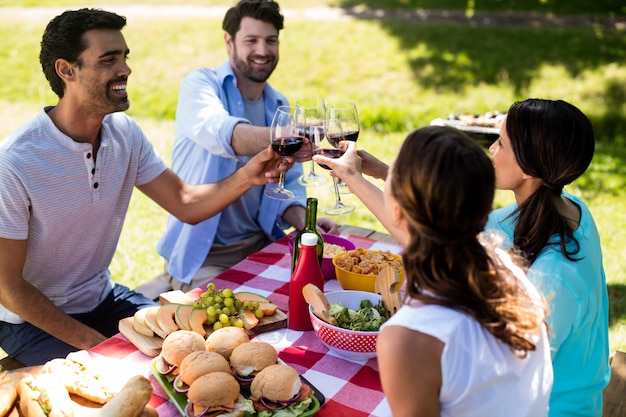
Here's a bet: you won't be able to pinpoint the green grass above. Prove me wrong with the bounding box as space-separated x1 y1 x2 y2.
1 1 625 359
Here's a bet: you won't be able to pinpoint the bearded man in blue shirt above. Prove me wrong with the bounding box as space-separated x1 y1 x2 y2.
157 0 338 292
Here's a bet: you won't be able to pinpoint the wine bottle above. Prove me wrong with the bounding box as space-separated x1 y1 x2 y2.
289 233 325 330
291 197 324 273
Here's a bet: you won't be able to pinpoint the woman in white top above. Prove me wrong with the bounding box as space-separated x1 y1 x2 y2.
314 126 553 416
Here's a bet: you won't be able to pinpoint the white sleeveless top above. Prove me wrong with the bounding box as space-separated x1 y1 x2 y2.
381 270 553 416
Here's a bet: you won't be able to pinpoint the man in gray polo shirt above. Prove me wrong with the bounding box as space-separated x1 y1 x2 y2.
0 8 285 366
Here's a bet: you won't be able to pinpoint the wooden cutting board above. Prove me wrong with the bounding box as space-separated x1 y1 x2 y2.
118 308 287 358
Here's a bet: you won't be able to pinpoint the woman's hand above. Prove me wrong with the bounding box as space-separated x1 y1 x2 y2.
312 141 362 184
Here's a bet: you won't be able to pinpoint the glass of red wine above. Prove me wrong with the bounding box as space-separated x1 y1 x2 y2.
264 106 305 201
314 118 355 215
295 97 327 187
326 101 359 193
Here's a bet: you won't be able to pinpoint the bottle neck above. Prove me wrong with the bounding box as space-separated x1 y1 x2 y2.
305 199 318 230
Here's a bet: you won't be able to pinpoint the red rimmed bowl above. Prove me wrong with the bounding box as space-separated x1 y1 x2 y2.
290 234 356 279
308 290 381 361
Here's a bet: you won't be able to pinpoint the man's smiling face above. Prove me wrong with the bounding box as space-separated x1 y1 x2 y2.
227 16 279 84
73 28 131 115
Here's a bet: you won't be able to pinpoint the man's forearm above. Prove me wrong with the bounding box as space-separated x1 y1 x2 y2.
0 279 106 350
231 123 272 156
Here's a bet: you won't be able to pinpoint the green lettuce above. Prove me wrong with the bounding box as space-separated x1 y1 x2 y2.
257 396 314 417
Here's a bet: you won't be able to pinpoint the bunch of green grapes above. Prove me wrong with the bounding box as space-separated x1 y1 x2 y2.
193 283 264 331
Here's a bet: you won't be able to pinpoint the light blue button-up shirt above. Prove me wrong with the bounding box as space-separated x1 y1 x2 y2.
156 62 305 284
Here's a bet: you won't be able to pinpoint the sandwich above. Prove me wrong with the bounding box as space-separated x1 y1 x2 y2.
42 350 114 404
174 350 230 394
184 372 254 417
249 364 315 417
156 330 207 376
17 373 75 417
0 371 17 417
205 326 249 361
229 341 278 386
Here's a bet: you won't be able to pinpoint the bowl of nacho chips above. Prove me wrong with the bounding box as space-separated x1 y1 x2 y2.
332 249 405 293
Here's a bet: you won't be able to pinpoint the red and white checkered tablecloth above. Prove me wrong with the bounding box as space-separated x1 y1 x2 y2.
91 233 402 417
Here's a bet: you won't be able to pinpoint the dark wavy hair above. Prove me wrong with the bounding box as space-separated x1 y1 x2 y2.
391 126 546 355
223 0 284 38
505 99 595 264
40 8 127 98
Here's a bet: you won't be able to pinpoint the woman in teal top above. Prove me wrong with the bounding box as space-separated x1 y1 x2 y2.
486 98 610 416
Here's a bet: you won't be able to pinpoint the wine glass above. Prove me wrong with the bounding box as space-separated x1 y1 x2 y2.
295 97 327 187
326 101 360 193
314 117 355 215
264 106 305 201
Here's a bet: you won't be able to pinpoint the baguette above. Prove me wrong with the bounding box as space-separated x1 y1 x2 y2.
91 375 153 417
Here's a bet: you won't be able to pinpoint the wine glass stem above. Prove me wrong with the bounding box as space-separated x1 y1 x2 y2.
309 141 316 176
277 157 287 191
332 175 343 206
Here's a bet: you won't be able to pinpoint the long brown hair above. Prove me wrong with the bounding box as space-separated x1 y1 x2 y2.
390 126 546 354
505 99 595 264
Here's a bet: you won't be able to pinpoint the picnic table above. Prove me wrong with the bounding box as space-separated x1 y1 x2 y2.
91 226 401 417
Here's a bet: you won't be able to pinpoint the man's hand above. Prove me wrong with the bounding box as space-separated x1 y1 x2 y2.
243 145 290 184
292 138 314 163
317 218 340 235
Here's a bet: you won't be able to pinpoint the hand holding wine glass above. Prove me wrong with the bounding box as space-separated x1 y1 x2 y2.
264 106 305 201
314 117 355 215
295 97 327 187
325 101 359 147
326 101 359 193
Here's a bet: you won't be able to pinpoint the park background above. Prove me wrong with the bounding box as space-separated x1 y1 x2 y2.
1 0 625 356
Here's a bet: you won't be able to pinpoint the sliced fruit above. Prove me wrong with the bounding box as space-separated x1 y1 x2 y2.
189 308 209 337
156 303 180 336
258 302 278 316
234 291 270 304
187 287 204 301
239 309 259 330
143 306 169 339
133 307 155 337
175 304 194 330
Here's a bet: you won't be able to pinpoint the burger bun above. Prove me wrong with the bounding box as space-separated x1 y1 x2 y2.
159 330 206 375
250 364 301 402
187 372 240 408
179 350 230 386
229 341 278 377
205 327 249 360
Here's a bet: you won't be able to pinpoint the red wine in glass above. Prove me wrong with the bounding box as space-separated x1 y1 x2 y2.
326 131 359 148
272 136 304 156
313 148 344 170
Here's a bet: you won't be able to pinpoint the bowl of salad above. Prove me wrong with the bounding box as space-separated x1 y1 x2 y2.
308 290 387 361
